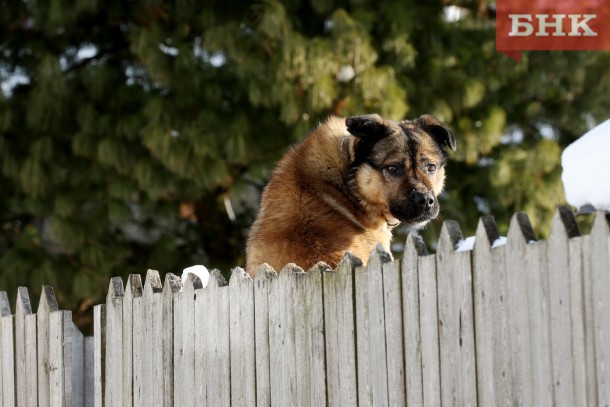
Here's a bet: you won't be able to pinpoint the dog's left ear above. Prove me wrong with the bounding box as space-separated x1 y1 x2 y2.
417 115 456 151
346 114 390 140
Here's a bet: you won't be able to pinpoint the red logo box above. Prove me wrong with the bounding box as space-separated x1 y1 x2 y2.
496 0 610 61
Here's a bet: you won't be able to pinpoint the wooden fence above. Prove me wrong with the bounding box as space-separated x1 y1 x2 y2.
1 206 609 406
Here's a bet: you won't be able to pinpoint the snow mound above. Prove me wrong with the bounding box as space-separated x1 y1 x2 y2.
455 236 507 252
181 265 209 289
562 118 610 211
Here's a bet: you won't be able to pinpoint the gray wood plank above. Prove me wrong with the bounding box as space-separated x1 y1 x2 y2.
204 270 230 407
268 265 298 406
71 322 85 407
548 207 579 407
38 286 59 407
25 313 38 407
161 273 181 407
436 220 477 407
383 259 405 407
418 254 440 407
591 211 610 406
49 310 72 407
568 236 587 406
526 240 553 406
323 253 359 407
84 336 94 407
105 277 124 407
229 267 256 407
355 246 391 407
1 292 15 407
142 270 163 407
294 263 328 407
581 234 598 405
401 233 428 407
253 264 276 407
15 287 33 407
473 215 512 407
174 273 201 407
93 304 105 407
505 213 536 406
122 275 142 407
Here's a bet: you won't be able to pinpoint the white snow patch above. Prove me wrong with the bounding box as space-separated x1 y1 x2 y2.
456 236 476 252
181 265 209 289
492 236 507 248
562 118 610 211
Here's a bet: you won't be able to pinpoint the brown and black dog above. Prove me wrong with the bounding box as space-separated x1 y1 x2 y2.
246 114 456 276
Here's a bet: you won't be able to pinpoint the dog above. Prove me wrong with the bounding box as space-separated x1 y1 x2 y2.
245 113 456 276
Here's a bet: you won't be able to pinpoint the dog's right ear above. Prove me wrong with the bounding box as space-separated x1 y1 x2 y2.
346 114 390 140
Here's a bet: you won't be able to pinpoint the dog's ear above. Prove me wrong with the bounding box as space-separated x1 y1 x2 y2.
417 114 456 151
346 114 390 140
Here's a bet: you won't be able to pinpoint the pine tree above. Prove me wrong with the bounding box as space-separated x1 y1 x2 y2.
2 0 609 328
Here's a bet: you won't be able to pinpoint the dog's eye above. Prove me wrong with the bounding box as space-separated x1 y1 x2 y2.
427 164 437 173
386 165 399 174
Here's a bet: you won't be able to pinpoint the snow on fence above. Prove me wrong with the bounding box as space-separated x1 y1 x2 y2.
1 206 609 406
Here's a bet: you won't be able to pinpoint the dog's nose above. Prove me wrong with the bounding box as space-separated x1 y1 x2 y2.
411 190 436 211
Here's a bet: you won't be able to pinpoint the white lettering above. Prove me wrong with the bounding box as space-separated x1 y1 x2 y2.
536 14 566 37
509 14 534 36
569 14 597 36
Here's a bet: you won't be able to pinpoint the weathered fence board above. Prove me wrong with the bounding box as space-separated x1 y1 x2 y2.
505 213 535 406
437 220 477 407
472 215 512 407
548 207 579 407
1 209 610 407
323 253 359 407
229 268 256 407
418 253 441 406
401 233 427 407
294 263 327 407
591 212 610 406
105 277 124 407
173 273 201 407
268 265 299 406
123 274 142 407
355 246 391 407
253 264 275 407
1 292 15 407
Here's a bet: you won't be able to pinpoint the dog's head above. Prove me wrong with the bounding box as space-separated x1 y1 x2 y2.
346 113 456 228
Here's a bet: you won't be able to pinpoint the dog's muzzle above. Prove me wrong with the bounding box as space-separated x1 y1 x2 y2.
391 190 440 224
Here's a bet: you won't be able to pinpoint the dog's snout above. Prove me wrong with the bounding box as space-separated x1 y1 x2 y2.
410 190 436 210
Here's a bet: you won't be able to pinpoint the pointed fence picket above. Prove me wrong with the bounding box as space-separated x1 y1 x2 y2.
0 207 609 406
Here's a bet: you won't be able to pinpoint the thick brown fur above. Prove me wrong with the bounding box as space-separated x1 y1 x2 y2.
246 114 456 276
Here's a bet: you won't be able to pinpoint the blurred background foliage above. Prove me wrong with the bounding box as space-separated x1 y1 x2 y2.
1 0 610 330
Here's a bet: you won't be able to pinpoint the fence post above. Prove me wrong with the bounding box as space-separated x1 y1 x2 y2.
195 269 229 406
294 263 328 407
173 273 201 407
123 274 142 407
591 211 610 406
323 253 359 407
0 291 15 407
505 213 536 406
355 245 392 406
473 215 512 406
105 277 124 407
38 285 59 407
162 273 181 407
401 233 428 406
268 265 300 406
15 287 33 407
229 267 256 407
418 250 440 406
141 270 163 407
253 264 276 407
49 310 72 407
548 206 580 407
436 220 477 407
